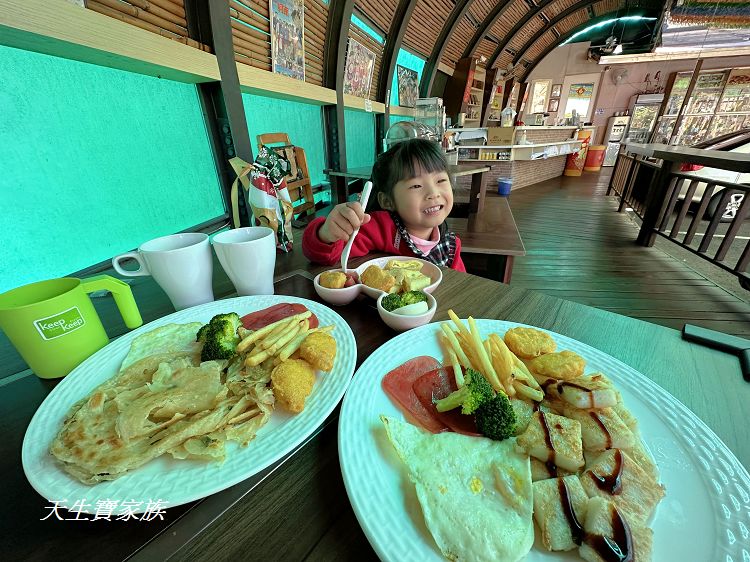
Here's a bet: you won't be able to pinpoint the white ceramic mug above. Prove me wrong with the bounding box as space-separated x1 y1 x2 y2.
211 227 276 296
112 233 214 310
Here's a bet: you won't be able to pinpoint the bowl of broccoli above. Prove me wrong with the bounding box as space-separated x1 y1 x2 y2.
376 291 436 331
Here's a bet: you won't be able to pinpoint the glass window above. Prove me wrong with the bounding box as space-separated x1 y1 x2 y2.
564 82 594 119
529 80 550 113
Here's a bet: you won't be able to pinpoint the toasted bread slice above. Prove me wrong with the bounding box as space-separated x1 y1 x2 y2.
580 448 665 524
532 475 589 551
517 411 584 472
530 458 573 481
623 438 660 483
579 497 653 562
611 400 639 434
541 373 619 409
561 405 635 453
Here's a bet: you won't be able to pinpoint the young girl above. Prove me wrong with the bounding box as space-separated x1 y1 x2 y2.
302 138 465 271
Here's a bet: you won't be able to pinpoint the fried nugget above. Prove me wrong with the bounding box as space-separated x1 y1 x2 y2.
528 350 586 380
300 331 337 372
360 265 396 293
319 270 347 289
504 327 557 359
271 359 315 413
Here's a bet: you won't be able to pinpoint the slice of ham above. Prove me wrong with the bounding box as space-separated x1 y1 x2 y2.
241 303 319 331
412 366 481 436
381 356 448 434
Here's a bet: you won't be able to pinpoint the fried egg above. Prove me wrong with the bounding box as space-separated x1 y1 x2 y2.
381 416 534 562
120 322 203 371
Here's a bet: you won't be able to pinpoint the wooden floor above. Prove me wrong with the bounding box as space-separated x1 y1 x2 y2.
501 170 750 338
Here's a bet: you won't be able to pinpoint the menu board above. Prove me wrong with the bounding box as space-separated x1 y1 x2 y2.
675 115 712 146
718 69 750 113
665 72 691 115
708 114 749 138
653 117 676 144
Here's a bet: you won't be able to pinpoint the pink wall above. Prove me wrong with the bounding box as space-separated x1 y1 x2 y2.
526 44 750 144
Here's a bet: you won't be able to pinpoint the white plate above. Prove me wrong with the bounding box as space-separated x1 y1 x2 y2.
23 295 356 513
338 319 750 562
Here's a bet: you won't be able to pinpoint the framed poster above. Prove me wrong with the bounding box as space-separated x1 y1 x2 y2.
551 83 562 98
548 98 559 112
343 39 376 98
397 65 419 108
270 0 305 82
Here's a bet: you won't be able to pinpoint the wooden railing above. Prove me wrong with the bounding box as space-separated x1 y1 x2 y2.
608 144 750 290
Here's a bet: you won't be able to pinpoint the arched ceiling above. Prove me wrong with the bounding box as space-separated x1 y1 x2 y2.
351 0 663 91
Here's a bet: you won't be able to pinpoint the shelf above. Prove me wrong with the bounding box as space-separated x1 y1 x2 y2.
471 87 483 93
467 103 481 107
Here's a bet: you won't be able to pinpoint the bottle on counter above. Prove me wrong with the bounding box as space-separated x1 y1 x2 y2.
501 106 517 127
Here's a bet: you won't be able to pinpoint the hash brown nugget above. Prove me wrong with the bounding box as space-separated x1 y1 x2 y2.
361 265 396 293
319 270 347 289
271 359 315 413
300 331 337 372
528 350 586 380
504 327 556 359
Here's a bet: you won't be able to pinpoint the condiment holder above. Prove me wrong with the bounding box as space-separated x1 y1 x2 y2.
313 256 442 306
376 292 437 332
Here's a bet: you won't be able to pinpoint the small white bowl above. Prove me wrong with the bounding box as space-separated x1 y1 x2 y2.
357 256 442 299
376 292 437 331
313 271 360 306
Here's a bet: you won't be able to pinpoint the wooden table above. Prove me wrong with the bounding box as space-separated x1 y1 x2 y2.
447 196 526 283
326 164 492 212
3 259 749 561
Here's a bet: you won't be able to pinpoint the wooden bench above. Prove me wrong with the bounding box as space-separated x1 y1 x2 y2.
446 196 526 284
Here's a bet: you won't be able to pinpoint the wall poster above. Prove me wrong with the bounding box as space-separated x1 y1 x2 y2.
397 65 419 108
270 0 305 81
343 38 376 98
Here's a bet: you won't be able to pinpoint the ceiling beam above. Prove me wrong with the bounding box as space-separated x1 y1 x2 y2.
512 0 600 65
419 0 473 97
520 12 620 81
378 0 418 115
461 0 512 59
487 0 559 70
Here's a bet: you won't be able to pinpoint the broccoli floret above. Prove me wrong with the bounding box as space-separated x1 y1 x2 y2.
435 368 495 414
475 392 517 441
381 293 404 312
400 291 428 306
196 324 211 342
197 312 241 361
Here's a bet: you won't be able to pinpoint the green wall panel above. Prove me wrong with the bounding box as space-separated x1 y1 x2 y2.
242 93 327 187
390 49 425 107
0 46 223 294
344 110 375 168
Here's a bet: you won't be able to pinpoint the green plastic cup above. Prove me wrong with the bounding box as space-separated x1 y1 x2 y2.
0 275 143 379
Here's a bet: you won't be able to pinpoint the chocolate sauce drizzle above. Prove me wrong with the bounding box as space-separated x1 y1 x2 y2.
558 478 633 561
541 378 595 407
590 449 624 495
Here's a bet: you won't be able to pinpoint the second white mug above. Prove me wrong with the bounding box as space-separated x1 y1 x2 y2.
212 227 276 296
112 232 214 310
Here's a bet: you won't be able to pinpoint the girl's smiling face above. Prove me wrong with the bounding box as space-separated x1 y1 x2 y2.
387 165 453 239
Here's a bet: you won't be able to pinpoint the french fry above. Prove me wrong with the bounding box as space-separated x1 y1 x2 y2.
513 380 544 402
259 318 299 350
468 317 502 391
489 334 515 392
236 311 311 352
448 309 471 339
245 322 302 367
448 349 464 387
511 354 542 390
441 323 471 367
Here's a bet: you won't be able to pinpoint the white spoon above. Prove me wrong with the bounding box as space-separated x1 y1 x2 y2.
340 181 373 274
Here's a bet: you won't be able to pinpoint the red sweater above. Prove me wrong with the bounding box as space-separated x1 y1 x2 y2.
302 211 466 272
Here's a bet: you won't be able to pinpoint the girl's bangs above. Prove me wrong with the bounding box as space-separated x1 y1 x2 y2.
391 140 447 184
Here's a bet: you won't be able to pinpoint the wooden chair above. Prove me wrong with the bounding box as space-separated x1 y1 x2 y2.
256 132 316 219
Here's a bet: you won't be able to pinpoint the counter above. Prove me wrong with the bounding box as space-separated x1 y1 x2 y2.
451 126 585 190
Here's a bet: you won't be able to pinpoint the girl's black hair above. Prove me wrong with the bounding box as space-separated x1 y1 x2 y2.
370 138 448 210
